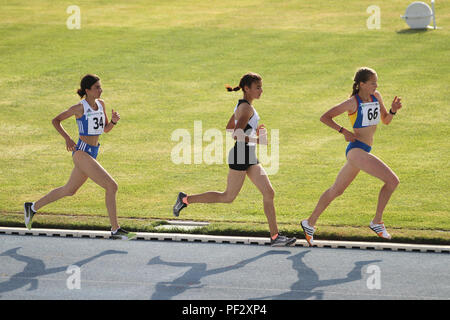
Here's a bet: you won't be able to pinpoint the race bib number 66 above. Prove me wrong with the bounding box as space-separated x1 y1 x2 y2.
361 102 380 127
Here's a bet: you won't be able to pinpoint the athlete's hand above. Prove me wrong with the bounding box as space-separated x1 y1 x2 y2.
65 137 77 152
256 124 265 136
111 109 120 124
391 96 402 113
257 124 268 145
342 128 356 142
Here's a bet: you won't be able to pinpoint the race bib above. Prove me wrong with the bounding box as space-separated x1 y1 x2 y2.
86 111 105 135
360 102 380 126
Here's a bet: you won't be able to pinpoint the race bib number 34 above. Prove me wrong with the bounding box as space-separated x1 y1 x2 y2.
87 112 105 135
360 102 380 127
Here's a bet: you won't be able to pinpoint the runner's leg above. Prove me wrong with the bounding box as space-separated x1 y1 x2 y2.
72 150 120 230
307 161 360 227
187 169 247 204
246 164 278 237
347 148 399 223
34 166 88 211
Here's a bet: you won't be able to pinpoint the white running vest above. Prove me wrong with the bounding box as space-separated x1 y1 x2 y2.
76 99 105 136
234 100 260 146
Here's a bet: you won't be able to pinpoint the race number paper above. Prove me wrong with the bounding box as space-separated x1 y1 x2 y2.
360 102 380 127
86 111 105 135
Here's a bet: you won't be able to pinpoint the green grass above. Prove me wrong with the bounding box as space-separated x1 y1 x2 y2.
1 0 449 244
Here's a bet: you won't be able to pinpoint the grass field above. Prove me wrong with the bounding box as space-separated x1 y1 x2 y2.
1 0 449 244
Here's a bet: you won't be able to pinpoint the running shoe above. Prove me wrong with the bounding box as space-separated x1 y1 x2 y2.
111 228 137 240
369 221 391 240
173 192 187 217
24 202 36 230
301 219 316 246
270 233 296 247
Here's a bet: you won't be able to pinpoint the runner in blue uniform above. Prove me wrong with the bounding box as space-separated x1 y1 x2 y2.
301 67 403 246
24 74 135 240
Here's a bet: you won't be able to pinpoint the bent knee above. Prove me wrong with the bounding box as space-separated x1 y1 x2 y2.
65 189 78 197
394 176 400 187
222 192 237 203
105 180 118 193
222 196 236 204
387 175 400 189
63 186 80 197
329 186 345 198
262 188 275 201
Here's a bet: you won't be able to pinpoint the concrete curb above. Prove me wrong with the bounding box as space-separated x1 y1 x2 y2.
1 227 449 253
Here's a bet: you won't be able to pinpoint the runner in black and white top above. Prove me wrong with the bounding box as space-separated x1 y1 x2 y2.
173 72 296 247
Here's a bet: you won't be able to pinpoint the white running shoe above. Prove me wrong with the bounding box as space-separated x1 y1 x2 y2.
369 221 392 240
301 219 316 246
111 228 137 240
24 202 36 230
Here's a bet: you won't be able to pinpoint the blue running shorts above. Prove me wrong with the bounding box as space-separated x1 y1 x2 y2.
73 139 100 159
346 139 372 157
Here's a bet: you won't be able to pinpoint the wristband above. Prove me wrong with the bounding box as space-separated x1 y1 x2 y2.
338 126 344 133
111 120 117 125
389 109 396 115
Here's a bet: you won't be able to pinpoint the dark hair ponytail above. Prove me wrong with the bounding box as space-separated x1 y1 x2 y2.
225 72 262 93
77 74 100 98
77 88 86 97
351 82 359 97
225 85 241 92
351 67 376 97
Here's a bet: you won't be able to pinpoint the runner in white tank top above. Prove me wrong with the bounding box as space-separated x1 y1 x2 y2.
173 72 296 247
24 74 135 240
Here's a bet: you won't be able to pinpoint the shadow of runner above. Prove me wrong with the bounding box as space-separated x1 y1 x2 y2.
147 250 291 300
253 250 382 300
0 247 127 296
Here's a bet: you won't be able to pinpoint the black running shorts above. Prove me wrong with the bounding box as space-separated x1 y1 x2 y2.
228 142 259 171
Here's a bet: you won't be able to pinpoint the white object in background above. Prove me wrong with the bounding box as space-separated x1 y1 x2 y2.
431 0 437 29
401 0 438 29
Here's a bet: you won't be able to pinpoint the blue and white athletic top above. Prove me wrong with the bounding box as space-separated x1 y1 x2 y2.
76 99 105 136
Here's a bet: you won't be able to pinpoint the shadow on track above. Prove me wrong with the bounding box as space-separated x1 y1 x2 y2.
147 249 291 299
253 250 382 300
147 248 382 300
0 247 127 296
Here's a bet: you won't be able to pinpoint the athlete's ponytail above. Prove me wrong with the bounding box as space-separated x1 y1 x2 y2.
351 82 359 97
351 67 376 97
77 74 100 98
77 88 86 97
225 85 241 92
226 72 262 93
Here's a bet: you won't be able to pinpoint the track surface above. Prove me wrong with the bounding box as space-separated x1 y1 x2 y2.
1 234 449 300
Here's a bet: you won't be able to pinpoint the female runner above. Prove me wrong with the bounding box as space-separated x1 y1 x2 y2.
24 74 135 240
173 72 296 247
301 67 403 246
